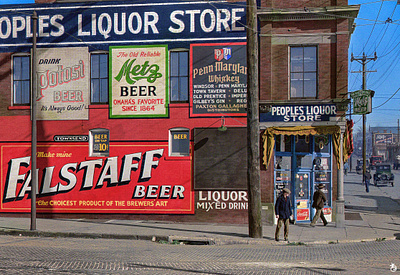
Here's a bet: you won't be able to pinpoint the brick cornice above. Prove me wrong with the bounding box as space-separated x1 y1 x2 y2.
258 5 360 22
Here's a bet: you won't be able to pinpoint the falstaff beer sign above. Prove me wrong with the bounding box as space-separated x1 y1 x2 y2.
0 143 193 214
36 47 90 120
110 45 168 118
190 42 247 117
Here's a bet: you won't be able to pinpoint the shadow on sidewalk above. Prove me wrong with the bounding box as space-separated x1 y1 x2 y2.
345 194 400 217
55 218 252 238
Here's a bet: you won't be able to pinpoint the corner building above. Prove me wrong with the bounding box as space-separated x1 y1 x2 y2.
0 0 357 225
258 0 358 223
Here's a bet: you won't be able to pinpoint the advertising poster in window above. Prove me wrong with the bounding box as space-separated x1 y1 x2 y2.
190 42 247 117
0 143 193 214
109 45 168 118
36 47 90 120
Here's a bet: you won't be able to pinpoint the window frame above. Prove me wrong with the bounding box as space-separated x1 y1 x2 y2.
90 51 109 104
169 127 190 157
12 53 31 106
169 49 189 103
289 45 318 99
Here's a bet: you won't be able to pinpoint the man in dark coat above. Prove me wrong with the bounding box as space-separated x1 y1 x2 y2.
274 188 292 242
310 183 328 227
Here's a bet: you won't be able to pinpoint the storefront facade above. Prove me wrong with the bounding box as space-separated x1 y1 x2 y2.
0 0 357 225
258 2 358 224
0 0 250 224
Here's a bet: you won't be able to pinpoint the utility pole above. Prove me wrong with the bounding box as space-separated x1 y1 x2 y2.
31 11 38 231
246 0 262 238
351 52 377 189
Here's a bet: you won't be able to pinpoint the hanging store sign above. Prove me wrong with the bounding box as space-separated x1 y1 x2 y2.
36 47 90 120
0 143 193 214
109 45 168 118
259 104 337 122
190 42 247 117
350 89 374 115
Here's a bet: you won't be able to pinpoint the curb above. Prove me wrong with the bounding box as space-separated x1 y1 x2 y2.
0 229 169 242
0 229 396 246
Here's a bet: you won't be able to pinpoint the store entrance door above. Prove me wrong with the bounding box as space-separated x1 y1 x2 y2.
294 171 311 222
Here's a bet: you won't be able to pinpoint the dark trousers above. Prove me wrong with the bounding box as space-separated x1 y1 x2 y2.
365 178 370 192
275 218 289 240
311 208 327 225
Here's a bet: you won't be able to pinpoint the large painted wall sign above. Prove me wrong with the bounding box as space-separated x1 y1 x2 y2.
190 42 247 117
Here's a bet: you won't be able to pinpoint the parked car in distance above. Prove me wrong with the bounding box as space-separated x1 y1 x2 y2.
373 163 394 187
356 159 370 174
370 155 383 170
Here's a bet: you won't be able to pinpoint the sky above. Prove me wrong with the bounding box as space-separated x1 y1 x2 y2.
349 0 400 130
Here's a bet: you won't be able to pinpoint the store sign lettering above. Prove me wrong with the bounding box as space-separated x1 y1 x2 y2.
260 104 337 122
3 149 181 202
0 6 245 44
114 58 162 85
38 60 85 96
196 191 248 211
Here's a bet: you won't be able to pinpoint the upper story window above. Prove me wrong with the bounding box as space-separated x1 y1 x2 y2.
13 55 30 105
290 46 317 98
170 50 189 103
91 52 108 104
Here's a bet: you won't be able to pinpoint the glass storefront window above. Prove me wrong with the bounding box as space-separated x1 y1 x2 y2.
275 155 291 170
313 157 330 170
295 135 311 153
296 155 313 168
314 135 330 153
275 135 291 152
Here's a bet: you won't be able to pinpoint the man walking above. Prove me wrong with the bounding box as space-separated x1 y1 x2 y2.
364 170 371 193
310 183 328 227
274 188 292 242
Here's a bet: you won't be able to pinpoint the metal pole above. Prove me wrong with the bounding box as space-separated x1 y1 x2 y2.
350 52 377 187
349 103 352 172
30 11 37 231
246 0 262 238
362 54 366 187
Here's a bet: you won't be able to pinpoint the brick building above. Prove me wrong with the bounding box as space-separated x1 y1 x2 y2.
0 0 357 225
258 1 358 223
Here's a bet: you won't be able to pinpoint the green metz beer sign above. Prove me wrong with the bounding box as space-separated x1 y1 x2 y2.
350 89 374 115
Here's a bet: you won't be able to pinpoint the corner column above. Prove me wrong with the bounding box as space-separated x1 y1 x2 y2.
336 125 345 227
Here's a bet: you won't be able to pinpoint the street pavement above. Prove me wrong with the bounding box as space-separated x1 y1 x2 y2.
0 171 399 246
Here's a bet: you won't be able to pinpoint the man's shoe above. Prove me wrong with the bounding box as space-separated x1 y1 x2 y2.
310 224 315 227
275 238 279 242
324 222 328 226
284 238 288 241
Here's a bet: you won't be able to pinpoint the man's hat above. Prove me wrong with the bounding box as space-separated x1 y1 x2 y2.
282 188 291 194
318 183 325 189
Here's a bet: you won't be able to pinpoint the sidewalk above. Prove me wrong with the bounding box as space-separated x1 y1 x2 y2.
0 172 399 245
